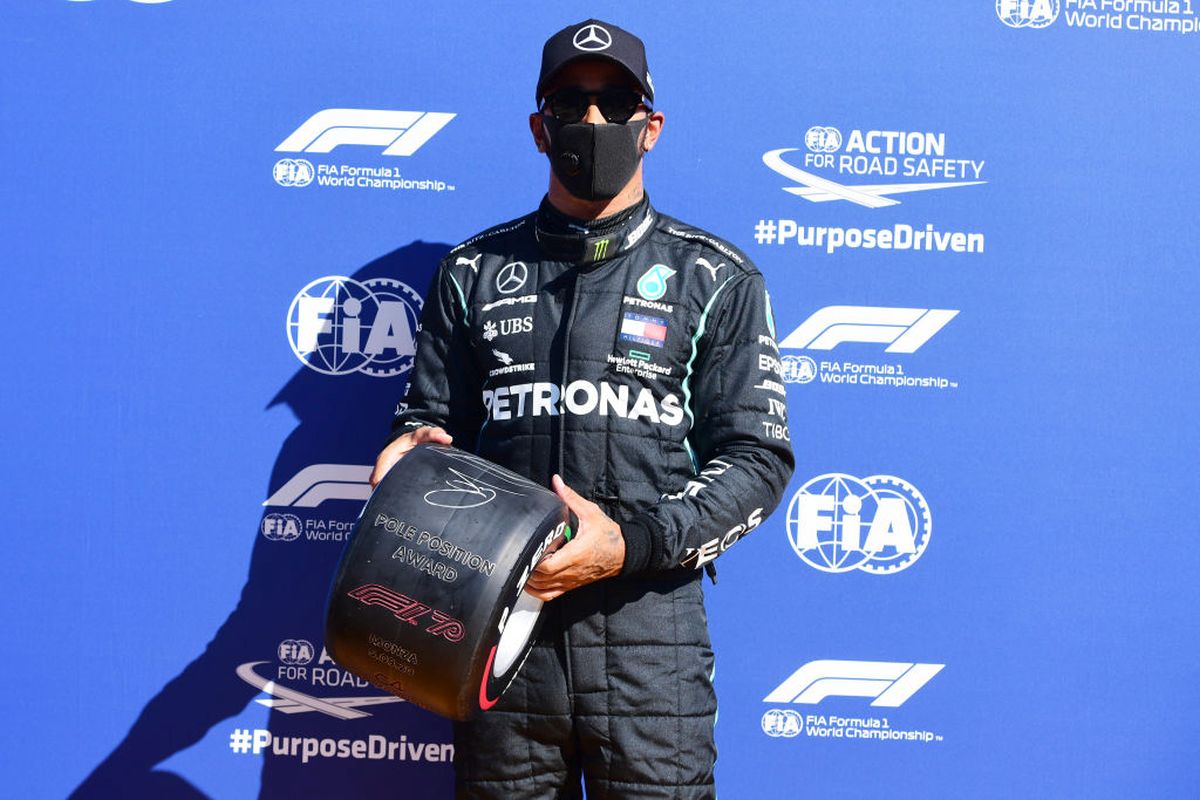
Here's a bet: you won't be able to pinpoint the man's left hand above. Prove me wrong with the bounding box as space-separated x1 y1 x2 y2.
524 475 626 601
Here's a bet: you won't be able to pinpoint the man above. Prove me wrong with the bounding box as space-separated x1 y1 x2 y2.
371 19 794 800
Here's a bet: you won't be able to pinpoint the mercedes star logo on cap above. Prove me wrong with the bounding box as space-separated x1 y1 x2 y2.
572 23 613 52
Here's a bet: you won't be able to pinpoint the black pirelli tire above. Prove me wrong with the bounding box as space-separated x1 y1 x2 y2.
325 444 572 721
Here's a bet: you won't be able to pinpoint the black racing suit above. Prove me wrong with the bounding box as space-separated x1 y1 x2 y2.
390 195 794 799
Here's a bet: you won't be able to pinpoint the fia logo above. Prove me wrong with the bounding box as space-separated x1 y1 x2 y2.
277 639 315 666
761 708 803 738
786 474 932 574
273 158 314 187
261 513 302 542
780 355 817 384
996 0 1060 28
287 276 423 377
805 126 843 153
636 264 676 301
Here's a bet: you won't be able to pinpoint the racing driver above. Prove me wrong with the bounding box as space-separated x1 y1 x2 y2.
371 18 794 800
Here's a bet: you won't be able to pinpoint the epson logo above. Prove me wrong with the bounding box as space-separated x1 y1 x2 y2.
481 381 685 426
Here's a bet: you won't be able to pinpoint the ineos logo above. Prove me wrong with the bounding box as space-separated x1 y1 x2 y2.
573 24 613 51
495 262 529 294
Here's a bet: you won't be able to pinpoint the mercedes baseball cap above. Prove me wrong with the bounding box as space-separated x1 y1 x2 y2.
536 19 654 104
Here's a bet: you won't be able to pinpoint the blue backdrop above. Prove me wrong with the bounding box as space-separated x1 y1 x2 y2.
3 2 1198 797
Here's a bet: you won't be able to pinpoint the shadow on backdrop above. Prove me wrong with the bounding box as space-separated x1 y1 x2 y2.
72 241 454 799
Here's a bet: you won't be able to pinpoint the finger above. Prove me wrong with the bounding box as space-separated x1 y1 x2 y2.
415 426 453 444
523 585 562 602
551 474 594 515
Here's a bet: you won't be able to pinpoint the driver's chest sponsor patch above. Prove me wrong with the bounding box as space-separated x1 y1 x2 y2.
619 311 669 349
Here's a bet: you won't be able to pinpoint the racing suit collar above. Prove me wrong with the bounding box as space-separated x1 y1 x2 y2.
534 194 656 267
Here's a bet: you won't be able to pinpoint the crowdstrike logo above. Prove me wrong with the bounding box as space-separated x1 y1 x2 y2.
779 306 958 353
996 0 1061 28
277 110 456 157
764 660 945 707
264 464 373 508
786 473 932 574
287 276 423 377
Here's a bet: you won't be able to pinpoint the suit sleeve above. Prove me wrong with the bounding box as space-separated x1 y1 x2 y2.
619 270 795 575
387 261 485 446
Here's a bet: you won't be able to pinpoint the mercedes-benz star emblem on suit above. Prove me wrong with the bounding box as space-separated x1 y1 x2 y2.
496 261 529 294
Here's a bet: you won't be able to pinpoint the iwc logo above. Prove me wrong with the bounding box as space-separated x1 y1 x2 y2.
996 0 1060 28
786 473 932 574
287 276 423 377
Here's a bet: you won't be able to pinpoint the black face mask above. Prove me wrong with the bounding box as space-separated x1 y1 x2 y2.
541 117 649 201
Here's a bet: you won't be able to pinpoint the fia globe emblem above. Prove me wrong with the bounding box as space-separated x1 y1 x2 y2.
786 473 932 574
287 276 423 377
804 126 842 153
781 355 817 384
996 0 1060 28
761 708 802 738
277 639 315 666
273 158 315 187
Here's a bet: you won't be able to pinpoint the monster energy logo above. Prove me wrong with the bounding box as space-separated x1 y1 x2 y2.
593 239 610 260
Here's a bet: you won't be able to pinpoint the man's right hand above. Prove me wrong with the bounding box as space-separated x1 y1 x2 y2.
369 426 453 488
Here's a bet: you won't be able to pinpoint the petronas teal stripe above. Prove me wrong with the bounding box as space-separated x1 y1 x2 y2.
681 276 735 473
446 272 468 317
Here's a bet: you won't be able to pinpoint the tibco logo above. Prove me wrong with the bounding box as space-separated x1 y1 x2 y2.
277 110 455 157
996 0 1060 28
786 474 932 574
287 276 423 377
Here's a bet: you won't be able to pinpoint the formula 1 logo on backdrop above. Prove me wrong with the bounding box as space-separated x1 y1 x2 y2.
260 465 370 543
287 276 423 377
778 306 960 391
997 0 1200 34
765 660 945 707
996 0 1061 28
273 109 456 193
277 110 455 156
761 660 946 743
780 306 958 353
786 473 932 574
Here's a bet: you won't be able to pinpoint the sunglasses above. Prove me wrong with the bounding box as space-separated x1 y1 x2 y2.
539 86 650 124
